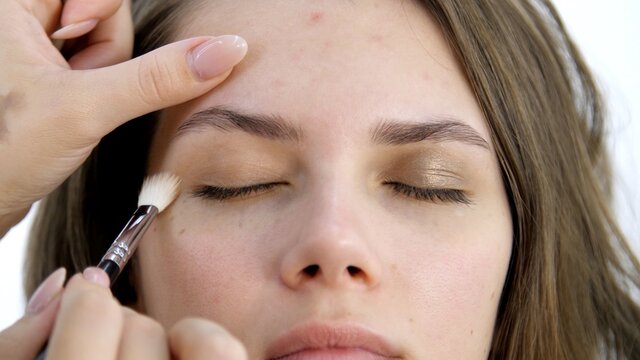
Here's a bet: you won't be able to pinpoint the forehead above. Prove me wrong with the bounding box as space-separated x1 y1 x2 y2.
165 0 487 139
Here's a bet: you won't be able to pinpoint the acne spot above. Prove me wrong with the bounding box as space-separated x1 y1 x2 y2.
290 48 304 62
271 79 286 88
309 11 324 24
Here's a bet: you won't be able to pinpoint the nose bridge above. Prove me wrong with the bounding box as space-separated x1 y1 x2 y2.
279 171 382 290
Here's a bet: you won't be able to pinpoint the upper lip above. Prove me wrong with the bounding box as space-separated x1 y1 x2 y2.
265 322 402 359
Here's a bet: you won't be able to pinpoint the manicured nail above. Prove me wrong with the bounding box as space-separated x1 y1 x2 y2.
82 267 110 288
188 35 248 81
26 268 66 315
51 19 98 40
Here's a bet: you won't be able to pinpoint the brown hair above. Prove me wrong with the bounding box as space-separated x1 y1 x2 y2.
25 0 640 358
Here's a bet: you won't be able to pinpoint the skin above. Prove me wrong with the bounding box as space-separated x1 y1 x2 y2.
0 0 248 358
138 0 513 358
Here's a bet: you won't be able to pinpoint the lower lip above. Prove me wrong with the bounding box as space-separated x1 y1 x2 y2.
274 347 393 360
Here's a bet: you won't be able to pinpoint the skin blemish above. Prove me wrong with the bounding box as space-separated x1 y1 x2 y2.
369 33 383 43
309 11 324 24
178 228 186 235
271 79 286 88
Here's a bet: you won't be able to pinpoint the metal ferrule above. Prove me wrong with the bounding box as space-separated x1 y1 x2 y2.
100 205 158 268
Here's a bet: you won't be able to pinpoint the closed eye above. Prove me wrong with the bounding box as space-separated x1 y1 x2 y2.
384 181 471 204
192 182 288 201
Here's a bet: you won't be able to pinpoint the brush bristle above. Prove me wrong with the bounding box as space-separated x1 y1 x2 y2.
137 173 181 212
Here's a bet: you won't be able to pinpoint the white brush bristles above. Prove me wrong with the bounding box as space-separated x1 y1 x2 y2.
137 173 182 212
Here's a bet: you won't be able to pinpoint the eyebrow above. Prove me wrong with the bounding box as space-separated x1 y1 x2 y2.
371 119 490 149
175 106 489 149
176 106 301 141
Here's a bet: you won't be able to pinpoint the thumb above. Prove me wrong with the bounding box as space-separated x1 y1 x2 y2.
169 318 248 360
71 35 248 135
0 268 66 360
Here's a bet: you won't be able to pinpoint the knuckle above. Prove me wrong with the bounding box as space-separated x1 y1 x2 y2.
136 53 182 107
170 318 247 359
64 288 117 317
123 310 165 339
193 334 247 359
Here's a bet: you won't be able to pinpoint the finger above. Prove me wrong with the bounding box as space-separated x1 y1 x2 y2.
26 0 62 34
118 308 169 360
0 268 65 360
46 271 122 360
67 35 247 137
60 0 123 27
169 318 247 360
67 0 133 69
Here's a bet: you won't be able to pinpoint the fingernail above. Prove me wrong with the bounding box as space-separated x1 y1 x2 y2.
51 19 98 40
188 35 248 81
82 267 110 288
26 268 66 315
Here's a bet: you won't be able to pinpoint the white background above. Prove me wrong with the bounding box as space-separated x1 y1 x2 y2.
0 0 638 329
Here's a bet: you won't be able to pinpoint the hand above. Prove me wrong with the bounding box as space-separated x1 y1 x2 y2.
0 0 248 234
0 268 248 359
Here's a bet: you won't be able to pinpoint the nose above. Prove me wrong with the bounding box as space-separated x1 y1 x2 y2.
279 192 382 290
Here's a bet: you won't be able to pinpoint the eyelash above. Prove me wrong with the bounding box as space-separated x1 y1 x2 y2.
192 182 286 201
383 181 471 204
193 181 470 204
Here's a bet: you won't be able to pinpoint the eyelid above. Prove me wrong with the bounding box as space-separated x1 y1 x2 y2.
383 181 472 205
192 182 288 201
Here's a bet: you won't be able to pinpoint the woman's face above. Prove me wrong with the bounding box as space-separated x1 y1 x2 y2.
139 0 513 358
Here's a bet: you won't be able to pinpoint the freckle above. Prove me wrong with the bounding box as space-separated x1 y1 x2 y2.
470 329 474 335
309 11 324 24
178 228 186 235
490 291 495 299
409 317 414 323
391 263 398 271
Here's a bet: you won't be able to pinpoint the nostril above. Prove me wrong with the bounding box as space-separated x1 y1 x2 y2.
303 264 320 277
347 265 362 277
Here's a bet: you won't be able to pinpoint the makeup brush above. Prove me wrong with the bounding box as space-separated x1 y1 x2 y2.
98 172 181 285
35 172 181 360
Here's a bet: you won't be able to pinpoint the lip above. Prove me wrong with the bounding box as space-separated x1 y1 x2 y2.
265 322 402 360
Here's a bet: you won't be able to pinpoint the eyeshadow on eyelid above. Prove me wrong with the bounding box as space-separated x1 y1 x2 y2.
385 152 469 186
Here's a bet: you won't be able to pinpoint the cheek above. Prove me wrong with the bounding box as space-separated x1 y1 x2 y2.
136 198 271 329
384 198 512 355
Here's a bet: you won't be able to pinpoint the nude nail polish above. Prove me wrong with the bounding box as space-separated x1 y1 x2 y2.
188 35 248 81
50 19 98 40
26 268 66 315
82 267 110 288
